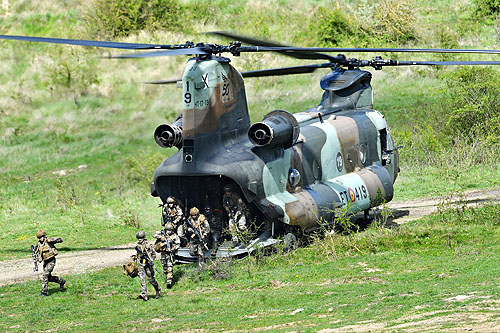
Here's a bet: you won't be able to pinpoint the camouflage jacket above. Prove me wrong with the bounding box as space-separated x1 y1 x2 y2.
205 210 223 232
154 231 180 253
187 214 210 240
135 239 156 265
162 205 184 227
223 192 247 216
35 237 63 262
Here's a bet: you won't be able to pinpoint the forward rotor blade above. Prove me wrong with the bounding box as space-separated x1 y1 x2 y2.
0 34 177 50
108 47 208 58
144 63 335 84
144 78 181 84
209 31 336 61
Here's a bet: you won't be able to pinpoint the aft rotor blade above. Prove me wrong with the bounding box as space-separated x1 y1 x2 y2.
395 60 500 66
250 46 500 55
0 34 177 50
241 63 334 77
108 47 208 58
209 31 336 61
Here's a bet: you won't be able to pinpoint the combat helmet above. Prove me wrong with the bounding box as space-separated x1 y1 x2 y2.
203 204 212 215
165 222 174 231
224 184 232 192
190 207 199 216
36 230 46 239
136 230 146 239
166 196 176 204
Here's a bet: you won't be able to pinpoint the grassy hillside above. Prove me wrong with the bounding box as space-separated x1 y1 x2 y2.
2 203 500 330
1 0 500 260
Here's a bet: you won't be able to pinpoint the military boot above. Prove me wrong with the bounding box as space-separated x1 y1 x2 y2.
40 291 47 296
166 280 172 289
59 279 66 291
155 287 161 299
139 294 148 301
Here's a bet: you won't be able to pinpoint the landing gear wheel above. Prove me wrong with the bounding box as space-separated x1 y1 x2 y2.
284 233 298 252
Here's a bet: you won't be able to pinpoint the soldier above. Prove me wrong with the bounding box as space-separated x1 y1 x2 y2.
133 230 161 301
161 196 186 243
153 223 180 289
222 184 248 244
203 204 223 255
186 207 210 266
33 230 66 296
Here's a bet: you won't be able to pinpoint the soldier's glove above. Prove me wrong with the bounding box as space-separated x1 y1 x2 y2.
158 203 164 208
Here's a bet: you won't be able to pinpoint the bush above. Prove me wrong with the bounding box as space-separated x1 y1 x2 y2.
441 67 500 143
371 0 417 43
84 0 182 38
315 7 355 46
473 0 500 17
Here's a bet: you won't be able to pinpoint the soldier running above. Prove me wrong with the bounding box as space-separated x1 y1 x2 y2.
33 230 66 296
222 184 248 244
154 223 180 289
186 207 210 266
203 204 223 255
133 231 161 301
161 196 186 243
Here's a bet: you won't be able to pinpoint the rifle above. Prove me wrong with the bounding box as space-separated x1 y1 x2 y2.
161 229 175 263
185 217 209 251
135 245 161 275
162 212 173 227
225 197 237 224
31 245 38 272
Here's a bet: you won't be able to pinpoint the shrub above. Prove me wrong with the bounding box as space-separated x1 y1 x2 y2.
371 0 417 43
440 67 500 143
473 0 500 17
84 0 181 38
315 7 355 46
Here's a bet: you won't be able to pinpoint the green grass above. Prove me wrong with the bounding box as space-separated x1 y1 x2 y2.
2 203 500 330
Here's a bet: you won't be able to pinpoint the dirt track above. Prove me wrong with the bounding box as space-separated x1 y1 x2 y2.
1 189 499 287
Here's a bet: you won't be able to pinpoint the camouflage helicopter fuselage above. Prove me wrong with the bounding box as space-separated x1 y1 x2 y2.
152 55 399 233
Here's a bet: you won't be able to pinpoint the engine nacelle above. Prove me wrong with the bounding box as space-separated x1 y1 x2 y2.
154 124 183 148
248 110 299 149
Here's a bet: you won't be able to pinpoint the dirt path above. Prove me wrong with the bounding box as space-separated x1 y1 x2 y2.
1 189 499 287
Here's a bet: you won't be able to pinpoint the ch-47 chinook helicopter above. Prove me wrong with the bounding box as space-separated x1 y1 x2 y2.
3 32 500 259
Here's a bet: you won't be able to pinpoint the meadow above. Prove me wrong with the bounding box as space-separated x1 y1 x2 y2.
1 0 500 330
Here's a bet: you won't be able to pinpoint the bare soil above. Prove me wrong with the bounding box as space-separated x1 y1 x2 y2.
1 188 499 287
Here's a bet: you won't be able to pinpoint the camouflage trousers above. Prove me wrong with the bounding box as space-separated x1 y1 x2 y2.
160 252 174 283
189 241 205 264
229 213 247 242
138 263 159 296
42 258 62 293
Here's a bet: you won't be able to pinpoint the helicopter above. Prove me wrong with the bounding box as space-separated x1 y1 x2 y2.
3 32 500 259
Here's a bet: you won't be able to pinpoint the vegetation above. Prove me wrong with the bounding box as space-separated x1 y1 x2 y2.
2 203 500 330
1 0 500 330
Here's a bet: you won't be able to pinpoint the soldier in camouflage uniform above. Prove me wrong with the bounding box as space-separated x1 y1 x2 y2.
186 207 210 266
133 231 161 301
203 204 223 255
34 230 66 296
222 184 248 243
162 196 186 243
153 223 180 289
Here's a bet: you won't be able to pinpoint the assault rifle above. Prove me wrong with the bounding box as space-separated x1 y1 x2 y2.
31 245 38 272
185 217 209 251
162 213 173 227
161 229 175 263
225 197 237 223
135 245 160 274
